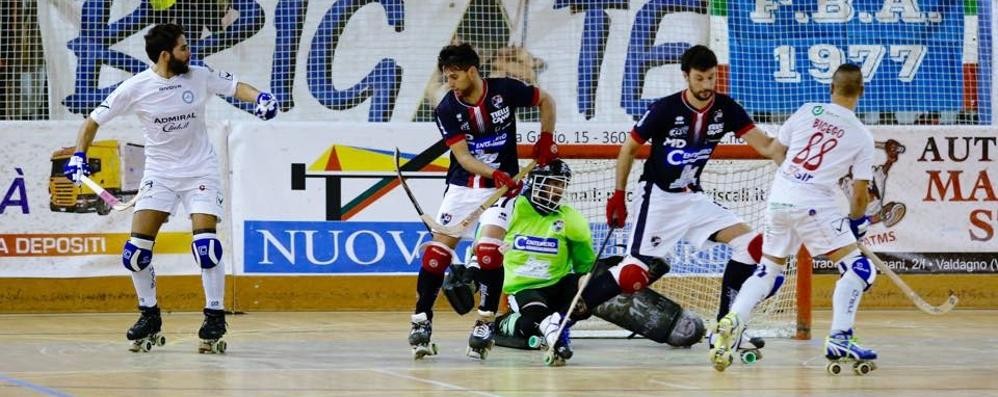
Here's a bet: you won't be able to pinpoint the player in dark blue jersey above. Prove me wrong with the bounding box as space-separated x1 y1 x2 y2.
580 45 786 361
409 43 559 360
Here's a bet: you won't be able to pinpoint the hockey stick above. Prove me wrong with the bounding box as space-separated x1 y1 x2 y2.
546 227 618 360
79 175 142 211
419 160 537 237
858 244 958 315
394 147 431 232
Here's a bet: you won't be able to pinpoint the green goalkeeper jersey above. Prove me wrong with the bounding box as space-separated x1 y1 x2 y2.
502 196 596 295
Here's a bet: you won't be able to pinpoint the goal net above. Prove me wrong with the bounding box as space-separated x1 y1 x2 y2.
530 144 812 340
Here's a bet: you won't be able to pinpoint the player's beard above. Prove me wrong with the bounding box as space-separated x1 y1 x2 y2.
168 55 190 75
693 89 714 101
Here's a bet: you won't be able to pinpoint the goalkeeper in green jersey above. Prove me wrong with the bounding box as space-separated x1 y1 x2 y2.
494 159 595 363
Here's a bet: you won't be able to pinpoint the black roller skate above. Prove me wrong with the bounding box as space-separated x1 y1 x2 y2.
127 306 166 352
540 313 573 367
494 312 545 350
197 308 227 354
466 310 496 360
409 312 437 360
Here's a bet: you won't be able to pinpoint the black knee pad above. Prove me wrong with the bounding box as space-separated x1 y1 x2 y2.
442 264 477 315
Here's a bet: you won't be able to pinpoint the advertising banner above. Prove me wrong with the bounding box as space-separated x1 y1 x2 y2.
0 121 229 277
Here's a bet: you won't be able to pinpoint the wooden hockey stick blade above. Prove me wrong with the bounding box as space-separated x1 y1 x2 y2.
423 160 538 237
859 245 958 315
546 228 618 357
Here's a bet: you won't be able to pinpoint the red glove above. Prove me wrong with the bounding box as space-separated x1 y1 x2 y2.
492 170 521 197
533 131 558 166
606 189 627 228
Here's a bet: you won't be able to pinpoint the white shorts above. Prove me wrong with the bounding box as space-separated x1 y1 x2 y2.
435 184 514 239
762 203 856 257
134 174 225 220
627 182 743 258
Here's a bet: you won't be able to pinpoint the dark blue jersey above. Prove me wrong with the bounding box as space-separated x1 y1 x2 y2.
631 91 755 192
435 77 539 188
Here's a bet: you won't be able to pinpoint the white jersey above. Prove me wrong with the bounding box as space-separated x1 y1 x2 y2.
769 102 874 207
89 65 238 178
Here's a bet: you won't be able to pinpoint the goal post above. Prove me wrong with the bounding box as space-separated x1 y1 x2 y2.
516 143 812 340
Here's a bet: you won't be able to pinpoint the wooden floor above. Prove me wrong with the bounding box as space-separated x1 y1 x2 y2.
0 310 996 396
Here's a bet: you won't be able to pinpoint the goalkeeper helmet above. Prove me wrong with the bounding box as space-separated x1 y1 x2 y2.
524 159 572 216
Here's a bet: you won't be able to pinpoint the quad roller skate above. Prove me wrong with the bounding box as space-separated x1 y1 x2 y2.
127 306 166 352
709 313 743 372
825 329 878 376
540 313 573 367
494 312 546 350
409 312 437 360
466 311 496 360
197 308 227 354
709 327 765 365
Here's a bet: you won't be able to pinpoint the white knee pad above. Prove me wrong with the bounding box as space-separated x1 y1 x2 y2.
123 237 154 272
837 251 877 291
755 259 786 299
192 233 223 269
728 233 762 264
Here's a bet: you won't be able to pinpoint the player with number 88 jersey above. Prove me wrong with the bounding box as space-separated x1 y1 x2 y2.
719 64 878 375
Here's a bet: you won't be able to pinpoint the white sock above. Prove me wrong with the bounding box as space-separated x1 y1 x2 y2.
201 262 225 310
131 266 158 308
830 271 865 334
729 258 784 324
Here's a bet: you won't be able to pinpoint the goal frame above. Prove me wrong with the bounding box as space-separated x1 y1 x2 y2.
516 143 812 340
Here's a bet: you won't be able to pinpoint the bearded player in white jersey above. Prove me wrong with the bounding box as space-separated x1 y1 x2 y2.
62 24 278 354
711 64 878 374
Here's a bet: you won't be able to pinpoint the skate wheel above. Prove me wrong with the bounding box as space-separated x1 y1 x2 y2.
740 350 759 365
430 343 438 355
215 340 227 354
853 362 873 376
711 348 733 372
141 340 153 352
827 362 842 375
527 336 542 350
543 352 564 367
156 335 166 346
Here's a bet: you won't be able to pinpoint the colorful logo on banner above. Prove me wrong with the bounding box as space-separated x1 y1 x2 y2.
837 139 909 247
290 142 449 221
244 220 472 273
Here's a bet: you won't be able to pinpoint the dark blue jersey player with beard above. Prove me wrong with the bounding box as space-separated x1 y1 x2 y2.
408 43 560 361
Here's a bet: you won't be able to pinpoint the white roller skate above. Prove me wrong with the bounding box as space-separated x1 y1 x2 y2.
466 310 496 360
708 327 765 365
825 329 878 376
409 312 437 360
126 306 166 353
540 313 573 367
197 308 227 354
709 312 743 372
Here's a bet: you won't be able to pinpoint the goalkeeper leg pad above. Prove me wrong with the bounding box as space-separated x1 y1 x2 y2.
593 288 705 347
